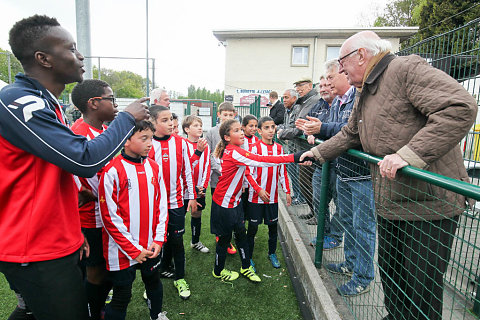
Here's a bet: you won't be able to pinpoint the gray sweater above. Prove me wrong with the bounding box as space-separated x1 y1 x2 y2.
205 124 222 188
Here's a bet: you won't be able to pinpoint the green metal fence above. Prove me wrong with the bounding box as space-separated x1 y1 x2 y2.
279 18 480 320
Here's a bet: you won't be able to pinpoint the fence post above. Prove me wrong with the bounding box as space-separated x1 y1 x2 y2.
474 276 480 316
186 101 191 116
314 160 330 268
212 102 217 127
7 53 12 84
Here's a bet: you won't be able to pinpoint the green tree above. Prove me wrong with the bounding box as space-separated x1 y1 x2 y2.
0 48 23 84
373 0 420 27
178 84 224 106
93 67 150 98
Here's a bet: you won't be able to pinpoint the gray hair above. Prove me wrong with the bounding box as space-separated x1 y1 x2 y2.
324 59 340 73
284 89 298 98
150 87 167 104
349 33 392 56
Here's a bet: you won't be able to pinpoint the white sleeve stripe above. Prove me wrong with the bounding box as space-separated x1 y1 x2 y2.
0 96 133 168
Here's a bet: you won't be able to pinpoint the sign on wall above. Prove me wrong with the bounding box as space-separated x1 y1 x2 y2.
235 89 271 107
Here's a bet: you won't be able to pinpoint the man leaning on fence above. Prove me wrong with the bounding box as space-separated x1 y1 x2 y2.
301 31 477 320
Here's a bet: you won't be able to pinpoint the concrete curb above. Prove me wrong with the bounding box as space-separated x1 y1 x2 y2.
278 200 342 320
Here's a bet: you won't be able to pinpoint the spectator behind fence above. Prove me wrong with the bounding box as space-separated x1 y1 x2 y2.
301 31 477 320
279 78 320 214
151 87 170 108
0 15 149 320
277 89 304 205
296 76 345 252
267 91 285 125
301 59 376 297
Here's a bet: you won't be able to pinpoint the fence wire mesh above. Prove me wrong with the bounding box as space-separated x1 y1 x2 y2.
280 137 480 320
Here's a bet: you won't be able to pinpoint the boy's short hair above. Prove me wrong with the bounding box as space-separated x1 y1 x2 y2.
9 15 60 66
242 114 258 127
172 113 178 120
269 91 278 99
258 116 275 129
129 120 155 139
218 102 235 114
149 105 170 121
71 79 111 114
182 115 203 135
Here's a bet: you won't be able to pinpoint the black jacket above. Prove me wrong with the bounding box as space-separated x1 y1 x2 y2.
269 100 285 125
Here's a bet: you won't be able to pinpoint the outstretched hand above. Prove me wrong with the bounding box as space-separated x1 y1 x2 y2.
196 138 207 152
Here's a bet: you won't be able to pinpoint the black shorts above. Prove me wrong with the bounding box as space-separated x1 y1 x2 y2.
184 196 206 212
247 202 279 226
210 201 245 236
81 227 106 267
108 255 161 287
167 206 186 237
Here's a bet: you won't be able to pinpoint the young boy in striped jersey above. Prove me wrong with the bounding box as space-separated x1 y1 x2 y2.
99 120 169 320
182 115 211 253
246 116 292 270
70 79 118 319
148 106 197 300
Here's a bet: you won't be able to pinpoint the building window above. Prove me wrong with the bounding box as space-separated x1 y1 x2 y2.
291 46 309 66
326 46 341 61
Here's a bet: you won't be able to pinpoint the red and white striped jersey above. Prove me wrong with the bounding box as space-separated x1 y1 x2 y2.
248 141 290 204
184 139 211 199
148 135 196 208
212 144 294 208
71 118 108 228
99 153 168 271
242 135 259 150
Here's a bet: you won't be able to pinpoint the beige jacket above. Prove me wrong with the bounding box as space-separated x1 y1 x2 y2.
311 53 478 220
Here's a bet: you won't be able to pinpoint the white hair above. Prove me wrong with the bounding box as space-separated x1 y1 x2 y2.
324 59 340 73
285 89 298 98
150 87 167 105
349 33 392 56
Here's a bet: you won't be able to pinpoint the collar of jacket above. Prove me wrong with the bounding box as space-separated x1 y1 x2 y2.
297 88 317 104
14 73 60 106
360 52 396 95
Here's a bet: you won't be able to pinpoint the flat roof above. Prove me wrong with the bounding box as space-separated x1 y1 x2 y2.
213 27 419 42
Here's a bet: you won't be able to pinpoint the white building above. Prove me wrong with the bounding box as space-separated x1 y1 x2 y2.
213 27 418 107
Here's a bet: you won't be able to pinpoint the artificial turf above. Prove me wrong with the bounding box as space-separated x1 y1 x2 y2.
0 190 303 320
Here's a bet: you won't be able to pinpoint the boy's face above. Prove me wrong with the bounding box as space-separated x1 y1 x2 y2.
225 122 244 146
185 120 203 138
94 86 118 122
173 119 179 135
258 120 276 141
124 129 154 158
218 110 235 123
152 110 173 137
243 119 258 137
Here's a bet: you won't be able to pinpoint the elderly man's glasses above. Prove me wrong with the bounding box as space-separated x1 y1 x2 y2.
338 49 359 66
89 96 116 104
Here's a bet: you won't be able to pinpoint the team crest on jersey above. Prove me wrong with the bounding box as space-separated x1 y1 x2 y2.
151 176 157 185
99 196 106 203
162 152 169 162
224 150 231 155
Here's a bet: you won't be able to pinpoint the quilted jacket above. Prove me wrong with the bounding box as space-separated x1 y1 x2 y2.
311 53 477 221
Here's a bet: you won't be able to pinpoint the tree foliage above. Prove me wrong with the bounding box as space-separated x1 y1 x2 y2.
93 67 149 98
0 48 23 84
178 84 224 105
373 0 420 27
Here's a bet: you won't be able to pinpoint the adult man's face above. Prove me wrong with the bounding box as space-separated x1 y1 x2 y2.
318 78 334 103
326 68 350 97
40 26 85 84
295 82 312 98
282 91 297 109
158 91 170 108
338 44 364 88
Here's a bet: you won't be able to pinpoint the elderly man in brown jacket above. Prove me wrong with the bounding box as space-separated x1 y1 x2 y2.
301 31 477 320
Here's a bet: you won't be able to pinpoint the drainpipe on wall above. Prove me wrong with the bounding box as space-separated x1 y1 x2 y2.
312 36 318 82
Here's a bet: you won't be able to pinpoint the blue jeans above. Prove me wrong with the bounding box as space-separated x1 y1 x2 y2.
287 162 305 202
312 166 343 242
336 178 376 287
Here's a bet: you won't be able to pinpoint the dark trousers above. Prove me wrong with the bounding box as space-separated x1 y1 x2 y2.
299 165 314 211
0 251 88 320
377 215 458 320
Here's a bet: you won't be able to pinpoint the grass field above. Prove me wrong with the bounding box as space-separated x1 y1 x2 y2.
0 190 303 320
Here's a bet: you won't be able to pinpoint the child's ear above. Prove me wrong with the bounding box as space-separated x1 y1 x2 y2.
224 134 231 142
257 127 262 134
